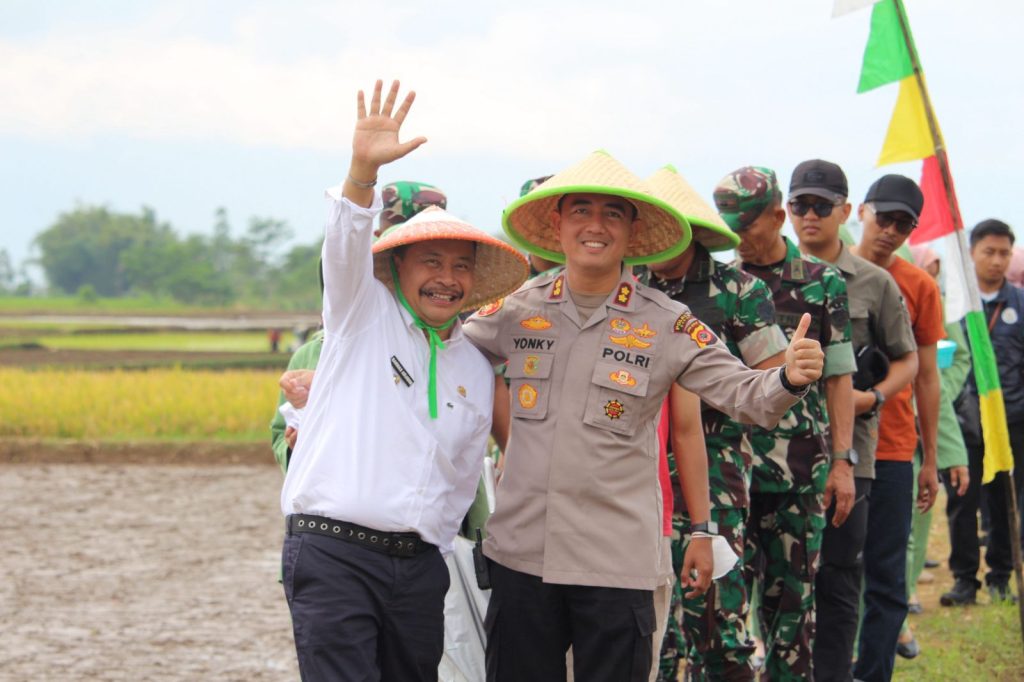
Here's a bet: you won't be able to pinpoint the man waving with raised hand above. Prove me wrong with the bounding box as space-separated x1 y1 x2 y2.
278 80 528 682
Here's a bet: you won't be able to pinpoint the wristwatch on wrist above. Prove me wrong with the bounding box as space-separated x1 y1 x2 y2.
862 387 886 418
832 448 860 465
689 520 719 535
778 366 810 396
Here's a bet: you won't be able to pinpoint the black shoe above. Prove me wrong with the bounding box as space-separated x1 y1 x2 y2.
988 583 1019 604
940 579 978 606
924 558 940 569
896 637 921 659
907 601 923 614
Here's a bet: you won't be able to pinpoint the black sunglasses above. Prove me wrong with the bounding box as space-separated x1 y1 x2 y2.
867 204 917 235
788 198 841 218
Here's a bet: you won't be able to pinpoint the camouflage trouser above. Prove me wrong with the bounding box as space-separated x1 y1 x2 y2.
657 508 754 682
743 491 825 682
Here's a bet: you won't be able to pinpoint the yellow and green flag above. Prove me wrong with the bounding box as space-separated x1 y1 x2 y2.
854 0 1013 483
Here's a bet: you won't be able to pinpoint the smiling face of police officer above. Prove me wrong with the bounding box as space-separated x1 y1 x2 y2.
393 239 476 335
551 193 638 282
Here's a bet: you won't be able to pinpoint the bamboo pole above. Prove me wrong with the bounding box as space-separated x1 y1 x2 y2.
890 0 1024 651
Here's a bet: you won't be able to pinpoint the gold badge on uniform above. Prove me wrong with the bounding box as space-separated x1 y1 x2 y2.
609 334 652 350
633 323 657 339
477 298 504 317
604 399 625 419
520 316 552 330
616 283 633 305
518 383 538 410
523 355 539 376
609 318 631 333
457 386 467 397
609 370 637 387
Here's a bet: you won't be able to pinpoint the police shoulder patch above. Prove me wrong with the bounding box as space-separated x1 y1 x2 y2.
477 298 504 317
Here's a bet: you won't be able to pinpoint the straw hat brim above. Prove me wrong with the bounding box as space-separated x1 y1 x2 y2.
503 186 692 266
646 166 739 253
372 217 529 312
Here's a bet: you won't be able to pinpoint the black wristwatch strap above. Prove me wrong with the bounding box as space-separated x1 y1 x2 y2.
779 366 810 396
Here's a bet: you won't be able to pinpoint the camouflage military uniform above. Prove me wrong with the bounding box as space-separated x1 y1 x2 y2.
645 244 788 681
380 180 447 226
740 237 855 682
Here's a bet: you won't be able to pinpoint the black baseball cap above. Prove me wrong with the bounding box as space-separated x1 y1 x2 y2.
864 174 924 221
789 159 849 202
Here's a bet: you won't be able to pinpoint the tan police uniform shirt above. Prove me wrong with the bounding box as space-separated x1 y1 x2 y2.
832 245 916 479
463 267 805 590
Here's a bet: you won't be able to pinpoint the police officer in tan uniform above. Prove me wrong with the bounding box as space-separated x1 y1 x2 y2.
462 151 826 682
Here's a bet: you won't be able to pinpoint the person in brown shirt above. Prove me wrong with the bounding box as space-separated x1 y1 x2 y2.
463 151 825 682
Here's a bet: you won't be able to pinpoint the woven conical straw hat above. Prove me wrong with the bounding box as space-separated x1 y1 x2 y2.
373 206 529 312
503 150 692 266
646 165 738 252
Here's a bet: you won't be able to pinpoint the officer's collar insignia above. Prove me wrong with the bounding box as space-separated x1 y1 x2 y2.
609 334 652 350
609 370 637 387
549 275 565 301
783 257 808 282
457 385 467 397
613 282 634 308
477 298 504 317
610 318 631 333
604 399 625 419
523 355 539 376
633 323 657 339
520 316 552 330
518 383 538 409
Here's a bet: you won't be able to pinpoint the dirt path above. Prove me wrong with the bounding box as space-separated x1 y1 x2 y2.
0 461 298 681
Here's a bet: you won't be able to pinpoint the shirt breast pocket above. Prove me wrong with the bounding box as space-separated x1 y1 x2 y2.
583 360 651 437
507 352 555 420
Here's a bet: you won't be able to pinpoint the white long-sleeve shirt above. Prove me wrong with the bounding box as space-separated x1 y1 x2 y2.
280 187 494 553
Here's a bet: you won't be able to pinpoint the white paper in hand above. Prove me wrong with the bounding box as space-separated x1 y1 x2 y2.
278 402 304 430
712 536 739 580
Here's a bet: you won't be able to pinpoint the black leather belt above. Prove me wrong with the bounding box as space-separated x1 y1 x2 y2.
287 514 434 558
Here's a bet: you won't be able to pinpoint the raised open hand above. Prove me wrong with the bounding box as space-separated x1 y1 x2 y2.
351 80 427 176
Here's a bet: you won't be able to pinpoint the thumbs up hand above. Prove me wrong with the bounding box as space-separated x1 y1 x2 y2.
784 313 824 387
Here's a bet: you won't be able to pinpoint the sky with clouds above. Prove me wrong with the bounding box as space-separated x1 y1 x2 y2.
1 0 1021 278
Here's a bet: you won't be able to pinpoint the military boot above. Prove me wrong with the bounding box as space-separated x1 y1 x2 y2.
939 578 978 606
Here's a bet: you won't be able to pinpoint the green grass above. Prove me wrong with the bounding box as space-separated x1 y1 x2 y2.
33 331 296 352
0 295 198 314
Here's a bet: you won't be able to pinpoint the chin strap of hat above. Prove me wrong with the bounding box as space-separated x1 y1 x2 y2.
390 259 458 419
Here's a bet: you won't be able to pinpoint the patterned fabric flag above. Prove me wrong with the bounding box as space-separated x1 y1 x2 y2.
855 0 1013 483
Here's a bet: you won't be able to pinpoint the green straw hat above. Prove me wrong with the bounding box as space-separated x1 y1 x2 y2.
503 150 692 266
646 165 739 252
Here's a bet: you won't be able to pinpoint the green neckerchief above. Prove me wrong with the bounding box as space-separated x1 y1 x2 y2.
390 259 458 419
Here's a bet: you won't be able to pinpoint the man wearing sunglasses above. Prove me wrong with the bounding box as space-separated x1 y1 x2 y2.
852 174 943 682
787 160 919 681
714 166 856 682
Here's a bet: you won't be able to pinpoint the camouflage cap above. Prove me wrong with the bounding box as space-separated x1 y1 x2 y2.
519 175 554 198
713 166 781 232
381 181 447 225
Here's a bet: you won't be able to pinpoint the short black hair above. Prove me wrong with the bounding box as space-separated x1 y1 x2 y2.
970 219 1015 247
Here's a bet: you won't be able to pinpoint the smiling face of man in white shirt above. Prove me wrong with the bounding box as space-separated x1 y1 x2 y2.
393 239 476 334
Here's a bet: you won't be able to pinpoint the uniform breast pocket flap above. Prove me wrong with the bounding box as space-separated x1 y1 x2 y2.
508 352 554 420
582 360 650 436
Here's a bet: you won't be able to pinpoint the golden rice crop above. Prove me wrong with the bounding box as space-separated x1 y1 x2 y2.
0 368 281 440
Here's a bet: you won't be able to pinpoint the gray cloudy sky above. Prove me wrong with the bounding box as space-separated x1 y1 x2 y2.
1 0 1020 274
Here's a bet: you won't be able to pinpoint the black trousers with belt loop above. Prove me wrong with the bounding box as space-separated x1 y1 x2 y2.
485 560 656 682
282 521 449 682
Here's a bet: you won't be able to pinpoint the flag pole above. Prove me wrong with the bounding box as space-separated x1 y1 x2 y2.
890 0 1024 647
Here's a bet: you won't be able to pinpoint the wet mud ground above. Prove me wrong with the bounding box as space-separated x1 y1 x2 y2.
0 461 299 681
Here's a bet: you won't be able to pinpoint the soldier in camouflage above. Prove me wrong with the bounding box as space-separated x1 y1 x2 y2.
378 180 447 235
714 166 856 682
642 166 789 682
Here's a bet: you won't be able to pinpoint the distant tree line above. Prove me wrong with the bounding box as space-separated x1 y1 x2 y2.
14 204 323 310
